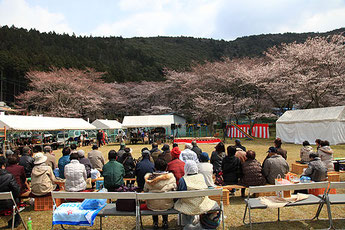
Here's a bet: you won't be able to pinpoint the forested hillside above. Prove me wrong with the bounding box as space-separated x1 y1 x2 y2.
0 25 344 104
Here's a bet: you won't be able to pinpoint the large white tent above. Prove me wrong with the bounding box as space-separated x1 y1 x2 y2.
91 119 122 130
122 114 186 136
0 114 96 131
276 106 345 145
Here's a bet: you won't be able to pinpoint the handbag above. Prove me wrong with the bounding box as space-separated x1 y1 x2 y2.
114 185 137 212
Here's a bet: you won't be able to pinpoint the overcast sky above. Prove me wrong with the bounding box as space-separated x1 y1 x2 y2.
0 0 345 40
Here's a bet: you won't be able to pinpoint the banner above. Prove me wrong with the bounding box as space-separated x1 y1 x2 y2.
227 124 269 139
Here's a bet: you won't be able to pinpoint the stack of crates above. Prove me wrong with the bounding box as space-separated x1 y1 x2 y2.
209 189 230 205
34 195 61 211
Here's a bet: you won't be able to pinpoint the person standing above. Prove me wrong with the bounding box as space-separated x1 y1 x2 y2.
97 130 103 147
102 150 125 191
88 144 105 172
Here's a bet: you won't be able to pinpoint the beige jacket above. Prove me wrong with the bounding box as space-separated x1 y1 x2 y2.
144 172 176 211
174 174 217 215
31 163 56 196
88 150 105 171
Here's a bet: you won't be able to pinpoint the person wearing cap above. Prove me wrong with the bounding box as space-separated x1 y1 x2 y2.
64 152 87 192
167 146 185 185
19 146 34 178
88 144 105 172
58 147 71 179
262 146 289 184
197 152 215 188
135 150 154 191
234 139 246 151
0 156 22 228
191 141 202 160
159 144 172 163
78 150 92 178
43 146 57 170
103 150 125 191
31 152 57 196
118 147 136 186
179 143 199 163
117 142 126 159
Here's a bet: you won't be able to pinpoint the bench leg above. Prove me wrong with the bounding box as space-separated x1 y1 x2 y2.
325 196 334 230
243 203 248 224
248 206 252 230
278 208 280 221
100 216 102 230
313 201 324 220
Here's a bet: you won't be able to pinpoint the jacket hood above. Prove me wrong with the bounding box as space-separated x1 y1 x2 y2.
32 165 49 176
144 172 172 185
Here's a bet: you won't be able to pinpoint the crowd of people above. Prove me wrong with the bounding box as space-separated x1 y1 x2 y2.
0 137 336 229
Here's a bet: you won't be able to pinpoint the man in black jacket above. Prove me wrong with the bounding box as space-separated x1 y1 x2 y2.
19 146 34 178
191 140 202 160
0 157 21 228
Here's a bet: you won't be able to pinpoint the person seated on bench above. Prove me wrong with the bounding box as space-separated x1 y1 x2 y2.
301 153 327 182
77 150 92 178
317 140 334 171
299 141 314 163
239 150 266 197
262 147 289 184
222 146 241 194
174 160 218 229
135 150 154 192
167 146 185 186
64 152 87 192
144 158 176 230
31 152 57 196
197 152 215 188
0 157 22 228
6 155 30 195
102 150 125 191
118 148 136 187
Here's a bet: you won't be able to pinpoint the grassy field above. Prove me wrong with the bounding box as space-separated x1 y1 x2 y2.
1 138 345 229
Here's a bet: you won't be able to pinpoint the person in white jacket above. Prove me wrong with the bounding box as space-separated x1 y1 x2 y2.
64 152 87 192
179 143 199 163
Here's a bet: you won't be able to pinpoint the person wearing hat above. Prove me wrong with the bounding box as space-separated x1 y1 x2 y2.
31 152 57 196
88 144 105 172
159 144 172 163
262 146 289 184
19 146 34 178
197 152 215 188
0 156 22 228
43 146 57 170
234 139 246 151
135 150 154 191
64 152 87 192
78 150 92 178
167 146 185 185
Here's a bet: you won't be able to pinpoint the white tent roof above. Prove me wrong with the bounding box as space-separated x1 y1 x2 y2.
91 119 122 129
122 115 175 128
276 106 345 124
0 115 96 131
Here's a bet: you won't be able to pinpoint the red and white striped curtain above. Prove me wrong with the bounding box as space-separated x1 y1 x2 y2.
227 124 270 139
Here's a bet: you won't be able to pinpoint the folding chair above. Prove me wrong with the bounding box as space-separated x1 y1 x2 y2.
0 192 27 230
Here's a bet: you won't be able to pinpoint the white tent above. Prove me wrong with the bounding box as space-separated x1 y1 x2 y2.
276 106 345 145
0 114 96 131
91 119 122 129
122 114 186 136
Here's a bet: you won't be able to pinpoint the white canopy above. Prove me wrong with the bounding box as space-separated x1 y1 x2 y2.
276 106 345 145
91 119 122 129
122 115 175 128
0 115 96 131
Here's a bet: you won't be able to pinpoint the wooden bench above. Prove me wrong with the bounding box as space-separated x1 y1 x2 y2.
136 188 225 230
243 181 329 230
51 191 137 230
313 182 345 229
